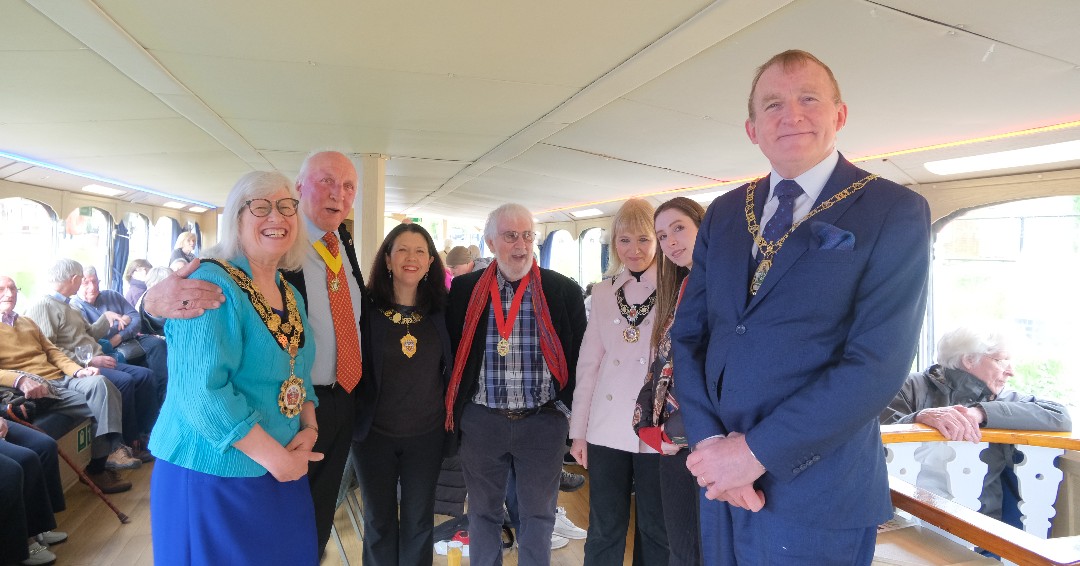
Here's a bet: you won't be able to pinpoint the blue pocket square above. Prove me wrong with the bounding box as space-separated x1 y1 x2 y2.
810 221 855 250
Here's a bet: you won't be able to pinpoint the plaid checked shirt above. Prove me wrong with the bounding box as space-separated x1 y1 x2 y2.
472 268 556 410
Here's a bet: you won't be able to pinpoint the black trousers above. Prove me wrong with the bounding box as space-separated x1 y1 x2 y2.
583 443 668 566
308 384 357 555
660 450 701 566
352 427 445 566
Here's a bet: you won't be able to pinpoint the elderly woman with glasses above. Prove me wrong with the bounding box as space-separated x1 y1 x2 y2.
149 171 322 565
881 326 1071 526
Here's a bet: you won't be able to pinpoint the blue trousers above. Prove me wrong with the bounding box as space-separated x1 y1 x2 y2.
0 421 64 563
99 362 158 444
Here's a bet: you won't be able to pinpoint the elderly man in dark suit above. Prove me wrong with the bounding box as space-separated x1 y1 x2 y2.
671 50 931 564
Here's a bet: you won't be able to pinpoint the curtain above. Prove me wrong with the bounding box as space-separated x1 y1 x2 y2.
110 222 129 293
600 243 609 275
538 231 556 269
193 223 202 255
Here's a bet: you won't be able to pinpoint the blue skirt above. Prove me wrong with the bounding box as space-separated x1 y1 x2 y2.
151 460 317 565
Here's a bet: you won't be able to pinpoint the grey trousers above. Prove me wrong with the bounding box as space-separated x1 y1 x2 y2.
459 403 567 566
56 375 122 458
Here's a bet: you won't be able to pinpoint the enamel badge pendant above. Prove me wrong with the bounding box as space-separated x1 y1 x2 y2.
623 326 640 343
329 275 341 292
401 332 417 358
497 338 511 356
750 259 771 296
278 376 306 418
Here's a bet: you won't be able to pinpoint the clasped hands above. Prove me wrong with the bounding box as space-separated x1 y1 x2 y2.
915 404 985 442
686 432 766 512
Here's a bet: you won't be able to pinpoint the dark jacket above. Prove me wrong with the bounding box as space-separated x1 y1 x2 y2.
354 306 454 447
445 265 587 432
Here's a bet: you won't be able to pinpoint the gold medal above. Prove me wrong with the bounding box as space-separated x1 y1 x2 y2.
615 285 655 344
382 308 423 359
401 332 417 358
497 338 511 356
278 375 306 418
622 326 640 343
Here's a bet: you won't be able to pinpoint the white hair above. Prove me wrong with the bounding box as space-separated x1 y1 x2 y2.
935 326 1009 370
203 171 308 271
483 203 534 244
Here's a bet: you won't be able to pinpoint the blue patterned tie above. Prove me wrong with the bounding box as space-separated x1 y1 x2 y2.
761 179 804 244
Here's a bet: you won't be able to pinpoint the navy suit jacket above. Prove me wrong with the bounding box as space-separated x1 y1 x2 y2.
671 155 930 529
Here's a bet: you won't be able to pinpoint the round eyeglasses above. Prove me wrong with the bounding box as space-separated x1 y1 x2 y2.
500 230 537 244
244 198 299 217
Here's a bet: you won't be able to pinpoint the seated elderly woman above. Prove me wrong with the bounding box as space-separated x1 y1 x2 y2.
148 171 321 565
881 326 1072 525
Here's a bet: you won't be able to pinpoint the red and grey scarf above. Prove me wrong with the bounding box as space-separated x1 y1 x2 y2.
443 260 568 431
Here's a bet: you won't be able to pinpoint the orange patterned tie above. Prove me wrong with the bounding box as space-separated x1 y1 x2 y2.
323 231 362 392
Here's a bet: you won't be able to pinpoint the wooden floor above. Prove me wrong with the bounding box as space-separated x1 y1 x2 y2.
51 461 624 566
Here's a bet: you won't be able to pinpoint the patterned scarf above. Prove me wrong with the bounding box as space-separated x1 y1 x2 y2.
443 260 568 431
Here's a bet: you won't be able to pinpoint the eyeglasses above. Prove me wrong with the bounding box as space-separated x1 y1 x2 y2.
987 356 1012 368
500 231 537 244
244 198 299 217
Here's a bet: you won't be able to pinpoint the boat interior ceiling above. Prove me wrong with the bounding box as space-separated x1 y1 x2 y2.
1 0 1078 223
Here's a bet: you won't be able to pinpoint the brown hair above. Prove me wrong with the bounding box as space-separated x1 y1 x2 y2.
367 223 447 314
747 49 842 121
649 197 705 353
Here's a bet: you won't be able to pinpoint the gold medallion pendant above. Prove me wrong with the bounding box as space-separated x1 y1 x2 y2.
278 376 306 418
382 307 423 359
623 326 640 343
401 332 417 358
497 338 511 356
329 275 341 292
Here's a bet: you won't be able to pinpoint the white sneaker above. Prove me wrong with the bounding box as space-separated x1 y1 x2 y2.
22 542 56 566
553 506 587 539
550 533 569 550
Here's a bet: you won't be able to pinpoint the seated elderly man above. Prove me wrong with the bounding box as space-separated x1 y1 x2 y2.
72 265 168 404
0 274 132 494
881 326 1072 523
445 245 491 277
22 259 157 465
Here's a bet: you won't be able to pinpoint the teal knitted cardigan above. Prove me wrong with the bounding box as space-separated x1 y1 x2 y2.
149 257 317 477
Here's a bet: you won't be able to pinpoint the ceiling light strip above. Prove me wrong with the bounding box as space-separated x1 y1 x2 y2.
538 120 1080 216
0 150 216 209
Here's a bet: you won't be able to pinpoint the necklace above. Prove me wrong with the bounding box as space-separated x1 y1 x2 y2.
206 259 307 418
745 173 877 295
615 286 657 343
382 307 424 358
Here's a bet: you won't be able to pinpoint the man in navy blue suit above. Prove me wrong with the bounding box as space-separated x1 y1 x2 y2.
671 50 931 564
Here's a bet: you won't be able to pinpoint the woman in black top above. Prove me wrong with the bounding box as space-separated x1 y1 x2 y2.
353 223 452 566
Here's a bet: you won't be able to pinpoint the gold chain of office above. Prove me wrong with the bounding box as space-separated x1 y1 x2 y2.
744 173 877 259
744 174 876 296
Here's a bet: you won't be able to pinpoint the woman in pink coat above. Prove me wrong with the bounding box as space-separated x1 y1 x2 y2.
570 198 668 565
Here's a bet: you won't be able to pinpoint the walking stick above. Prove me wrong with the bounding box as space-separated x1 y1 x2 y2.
3 408 131 524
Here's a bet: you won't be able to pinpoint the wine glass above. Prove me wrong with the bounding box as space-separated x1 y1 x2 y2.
74 344 93 368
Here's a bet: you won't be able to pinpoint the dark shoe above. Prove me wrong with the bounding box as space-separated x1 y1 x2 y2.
129 445 155 463
559 469 585 492
81 469 132 494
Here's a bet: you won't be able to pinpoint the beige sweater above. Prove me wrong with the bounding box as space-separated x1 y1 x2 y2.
0 315 83 387
21 294 111 362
